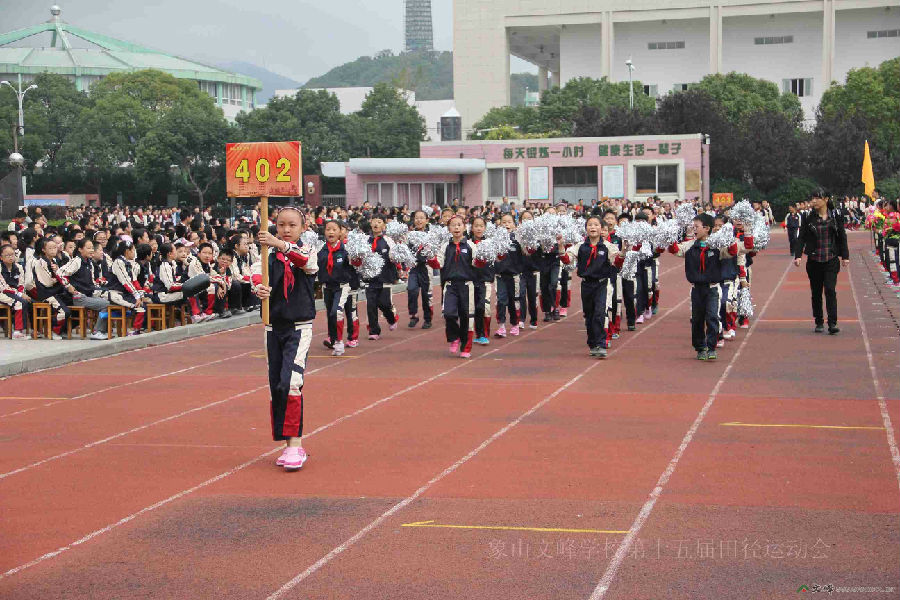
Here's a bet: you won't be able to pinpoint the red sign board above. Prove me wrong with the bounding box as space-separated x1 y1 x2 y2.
225 141 302 197
712 192 734 208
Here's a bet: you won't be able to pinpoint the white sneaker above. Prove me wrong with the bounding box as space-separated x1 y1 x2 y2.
332 342 345 356
89 331 107 341
12 330 27 340
192 314 206 324
51 332 63 340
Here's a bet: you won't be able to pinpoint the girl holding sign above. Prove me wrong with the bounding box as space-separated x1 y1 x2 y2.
252 206 318 471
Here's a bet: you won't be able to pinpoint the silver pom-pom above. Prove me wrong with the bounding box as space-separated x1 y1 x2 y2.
385 221 409 243
300 230 323 254
406 230 430 254
729 200 756 227
558 214 585 245
620 249 642 281
615 221 653 246
737 287 754 318
389 242 417 269
360 251 385 281
514 220 539 252
473 238 499 265
706 223 736 251
751 216 770 250
426 225 451 251
345 230 371 261
674 203 696 230
489 227 512 257
421 205 434 218
650 220 681 250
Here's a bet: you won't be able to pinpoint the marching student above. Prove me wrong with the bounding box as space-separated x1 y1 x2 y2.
317 220 353 356
252 206 319 471
340 222 361 348
493 213 522 338
364 215 399 340
31 237 70 338
57 238 111 340
614 213 637 331
517 211 540 329
633 212 656 324
426 214 488 358
470 216 494 345
712 215 747 344
108 239 147 336
0 243 30 339
406 210 433 329
668 213 753 360
732 218 756 329
559 215 625 358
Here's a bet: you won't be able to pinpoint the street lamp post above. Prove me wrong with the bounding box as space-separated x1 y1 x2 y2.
0 79 38 152
625 58 635 110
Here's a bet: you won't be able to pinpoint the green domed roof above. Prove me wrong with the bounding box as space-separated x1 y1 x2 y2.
0 6 262 90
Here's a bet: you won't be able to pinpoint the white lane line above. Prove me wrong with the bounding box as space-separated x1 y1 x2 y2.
0 329 436 481
588 261 791 600
847 253 900 492
264 292 690 600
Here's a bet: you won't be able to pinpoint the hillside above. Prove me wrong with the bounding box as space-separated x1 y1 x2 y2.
217 61 303 105
304 50 538 106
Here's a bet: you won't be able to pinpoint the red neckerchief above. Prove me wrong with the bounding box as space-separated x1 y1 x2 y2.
697 240 708 273
326 241 341 275
586 242 598 266
275 250 294 299
453 240 461 261
371 235 380 252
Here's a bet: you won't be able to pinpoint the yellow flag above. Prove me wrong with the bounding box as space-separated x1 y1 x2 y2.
861 140 875 198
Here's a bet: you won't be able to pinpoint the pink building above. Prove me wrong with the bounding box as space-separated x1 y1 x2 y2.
323 134 708 208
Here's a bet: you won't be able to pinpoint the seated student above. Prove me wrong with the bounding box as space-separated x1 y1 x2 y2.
107 239 147 336
151 242 187 308
57 238 111 340
211 248 241 318
135 243 154 294
667 213 753 361
229 233 257 312
0 243 30 339
187 242 220 323
31 237 71 339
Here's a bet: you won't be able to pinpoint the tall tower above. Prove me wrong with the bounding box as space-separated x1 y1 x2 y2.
404 0 433 52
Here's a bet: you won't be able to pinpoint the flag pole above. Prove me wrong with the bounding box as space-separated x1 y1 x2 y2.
260 196 269 326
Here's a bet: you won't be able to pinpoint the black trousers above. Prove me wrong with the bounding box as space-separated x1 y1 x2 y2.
636 263 651 314
474 280 491 338
323 283 350 343
621 278 636 326
805 257 840 326
344 285 359 341
691 284 721 352
443 280 474 351
213 282 243 313
787 227 799 254
539 264 559 313
495 273 519 325
558 267 570 308
407 268 433 322
266 323 312 441
582 279 611 349
518 270 539 325
366 284 396 335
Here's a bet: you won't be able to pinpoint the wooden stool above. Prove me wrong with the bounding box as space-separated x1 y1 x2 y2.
67 306 90 339
146 303 167 331
170 304 188 327
32 302 53 340
107 305 127 339
0 304 12 338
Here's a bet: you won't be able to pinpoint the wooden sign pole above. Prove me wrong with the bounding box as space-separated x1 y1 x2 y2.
260 195 269 326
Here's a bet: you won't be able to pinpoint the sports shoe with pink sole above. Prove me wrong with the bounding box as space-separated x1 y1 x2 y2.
368 334 380 340
509 325 520 336
347 339 359 348
559 307 568 317
460 351 471 358
282 447 308 471
494 325 507 338
449 340 460 354
275 447 290 467
389 321 398 331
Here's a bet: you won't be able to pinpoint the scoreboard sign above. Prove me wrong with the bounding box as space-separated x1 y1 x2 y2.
225 141 302 198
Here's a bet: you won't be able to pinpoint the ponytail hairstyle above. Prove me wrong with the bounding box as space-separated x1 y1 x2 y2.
111 239 135 260
159 242 175 261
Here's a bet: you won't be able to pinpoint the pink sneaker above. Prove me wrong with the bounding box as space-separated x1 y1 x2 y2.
460 351 471 358
368 334 380 340
494 325 507 338
716 339 725 348
636 315 644 324
643 309 652 320
559 307 568 317
12 330 27 340
275 447 290 466
449 340 460 354
282 447 308 471
509 325 520 336
389 321 398 331
347 339 359 348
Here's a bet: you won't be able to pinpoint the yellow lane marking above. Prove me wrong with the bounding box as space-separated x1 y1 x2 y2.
721 422 884 431
400 520 629 534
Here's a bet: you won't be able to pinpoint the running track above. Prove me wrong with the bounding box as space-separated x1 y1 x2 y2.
0 231 897 599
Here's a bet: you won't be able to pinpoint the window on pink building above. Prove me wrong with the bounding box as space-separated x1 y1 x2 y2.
488 168 518 199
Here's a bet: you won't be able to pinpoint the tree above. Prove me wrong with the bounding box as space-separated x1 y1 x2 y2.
572 105 658 137
693 72 802 125
738 108 806 193
537 77 655 135
236 89 351 175
470 106 544 138
809 109 873 195
351 83 425 158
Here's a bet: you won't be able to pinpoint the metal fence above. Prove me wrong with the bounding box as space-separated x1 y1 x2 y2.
322 195 347 208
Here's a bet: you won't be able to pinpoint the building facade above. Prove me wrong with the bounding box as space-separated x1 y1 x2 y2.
405 0 435 52
454 0 900 130
325 133 707 207
0 7 262 121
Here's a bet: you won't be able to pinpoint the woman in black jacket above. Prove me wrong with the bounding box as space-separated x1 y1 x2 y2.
793 191 849 334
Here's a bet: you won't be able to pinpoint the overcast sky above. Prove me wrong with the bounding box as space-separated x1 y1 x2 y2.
0 0 465 83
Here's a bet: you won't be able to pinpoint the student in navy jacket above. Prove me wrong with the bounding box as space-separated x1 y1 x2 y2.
493 213 522 338
406 210 434 329
364 215 399 339
252 207 319 472
317 220 354 356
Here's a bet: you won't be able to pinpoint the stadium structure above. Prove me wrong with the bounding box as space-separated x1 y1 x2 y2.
0 6 262 121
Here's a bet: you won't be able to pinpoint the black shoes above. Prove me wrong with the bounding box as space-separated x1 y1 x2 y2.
828 325 840 335
408 316 419 328
590 346 608 358
627 325 636 331
322 338 334 349
814 324 825 333
707 350 717 360
543 313 553 322
697 349 708 361
422 321 432 329
552 310 561 321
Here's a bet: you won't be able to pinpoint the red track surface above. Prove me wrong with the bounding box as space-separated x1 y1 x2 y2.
0 231 897 600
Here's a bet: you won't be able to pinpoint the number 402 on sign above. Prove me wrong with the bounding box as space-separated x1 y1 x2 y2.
225 141 302 198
